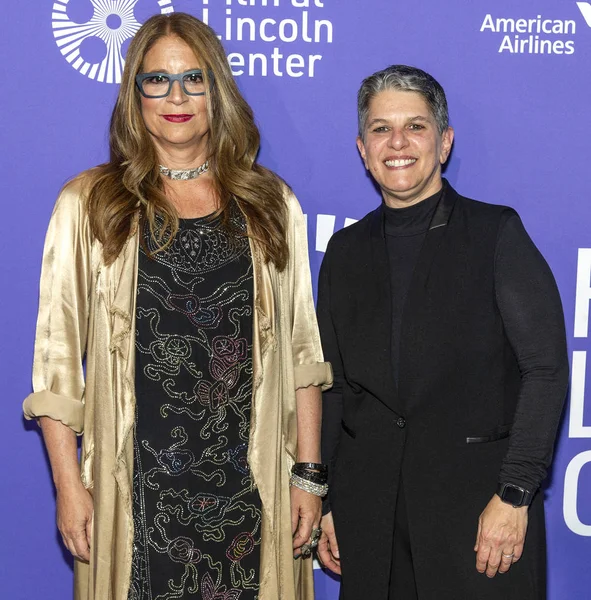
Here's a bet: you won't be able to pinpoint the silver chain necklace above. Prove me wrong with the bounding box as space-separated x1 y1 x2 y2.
159 160 209 181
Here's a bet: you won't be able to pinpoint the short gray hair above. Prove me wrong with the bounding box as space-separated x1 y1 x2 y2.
357 65 449 138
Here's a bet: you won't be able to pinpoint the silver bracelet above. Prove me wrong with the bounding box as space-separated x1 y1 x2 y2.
289 473 328 497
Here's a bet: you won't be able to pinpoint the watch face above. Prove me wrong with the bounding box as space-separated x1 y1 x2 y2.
503 485 525 506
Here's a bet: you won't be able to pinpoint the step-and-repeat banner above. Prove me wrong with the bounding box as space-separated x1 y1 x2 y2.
2 1 590 598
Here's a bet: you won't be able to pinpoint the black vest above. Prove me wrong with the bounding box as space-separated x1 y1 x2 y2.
331 182 521 436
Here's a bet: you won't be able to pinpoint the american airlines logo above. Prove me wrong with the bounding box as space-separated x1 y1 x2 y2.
479 2 591 55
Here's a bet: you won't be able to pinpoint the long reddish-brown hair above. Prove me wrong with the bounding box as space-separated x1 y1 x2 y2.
86 12 288 269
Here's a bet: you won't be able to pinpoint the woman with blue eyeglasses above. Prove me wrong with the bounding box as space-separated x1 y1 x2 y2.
23 12 331 600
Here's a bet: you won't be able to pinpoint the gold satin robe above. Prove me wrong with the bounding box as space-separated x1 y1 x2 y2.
23 174 332 600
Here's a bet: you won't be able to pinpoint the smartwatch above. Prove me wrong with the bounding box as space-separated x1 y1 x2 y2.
496 482 534 507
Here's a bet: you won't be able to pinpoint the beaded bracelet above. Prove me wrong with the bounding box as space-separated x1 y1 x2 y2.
289 473 329 497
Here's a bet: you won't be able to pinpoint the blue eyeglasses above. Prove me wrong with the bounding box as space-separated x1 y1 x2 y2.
135 69 214 98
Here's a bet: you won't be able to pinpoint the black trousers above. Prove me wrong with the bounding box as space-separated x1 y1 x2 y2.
389 479 419 600
338 478 419 600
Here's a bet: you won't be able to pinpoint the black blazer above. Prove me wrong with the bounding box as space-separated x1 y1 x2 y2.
318 182 568 599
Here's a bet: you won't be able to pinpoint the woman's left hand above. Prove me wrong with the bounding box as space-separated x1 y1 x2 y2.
290 485 322 556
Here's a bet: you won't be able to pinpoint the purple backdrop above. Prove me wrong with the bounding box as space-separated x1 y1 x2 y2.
2 1 590 598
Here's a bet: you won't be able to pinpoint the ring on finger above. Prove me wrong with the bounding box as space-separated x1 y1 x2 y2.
300 543 312 558
502 552 515 559
310 528 322 545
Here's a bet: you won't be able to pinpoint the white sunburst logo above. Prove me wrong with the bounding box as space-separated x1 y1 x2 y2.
52 0 175 84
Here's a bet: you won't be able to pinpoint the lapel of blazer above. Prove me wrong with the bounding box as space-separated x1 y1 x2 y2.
407 180 457 294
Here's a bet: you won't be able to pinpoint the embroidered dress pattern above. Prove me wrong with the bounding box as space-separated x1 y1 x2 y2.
129 209 260 600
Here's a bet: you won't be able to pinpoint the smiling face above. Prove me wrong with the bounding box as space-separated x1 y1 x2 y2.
356 89 454 208
139 35 210 161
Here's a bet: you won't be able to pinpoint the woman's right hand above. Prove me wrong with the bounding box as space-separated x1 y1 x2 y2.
56 482 94 563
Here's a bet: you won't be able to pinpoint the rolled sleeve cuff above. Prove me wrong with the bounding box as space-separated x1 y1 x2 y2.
23 390 84 434
294 361 333 391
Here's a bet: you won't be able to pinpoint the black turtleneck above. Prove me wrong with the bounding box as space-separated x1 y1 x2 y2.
383 188 443 392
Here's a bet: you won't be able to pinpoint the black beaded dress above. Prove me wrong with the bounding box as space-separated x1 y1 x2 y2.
128 208 261 600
